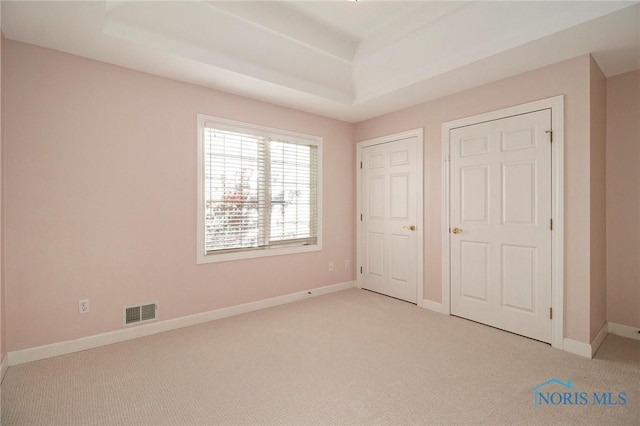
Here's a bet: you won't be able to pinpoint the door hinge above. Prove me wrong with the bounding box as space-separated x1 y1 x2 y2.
360 161 363 169
550 218 553 230
360 266 363 274
360 214 363 221
549 307 553 320
546 130 553 142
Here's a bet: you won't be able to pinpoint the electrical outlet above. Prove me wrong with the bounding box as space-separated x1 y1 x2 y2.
328 261 334 271
79 299 90 314
344 259 350 269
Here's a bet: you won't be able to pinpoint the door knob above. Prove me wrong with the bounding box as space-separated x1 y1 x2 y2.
451 227 462 234
403 225 416 231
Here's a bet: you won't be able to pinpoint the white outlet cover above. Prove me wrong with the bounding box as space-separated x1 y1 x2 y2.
79 299 90 314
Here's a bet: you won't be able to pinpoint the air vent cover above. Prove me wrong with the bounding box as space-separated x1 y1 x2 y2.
123 303 158 326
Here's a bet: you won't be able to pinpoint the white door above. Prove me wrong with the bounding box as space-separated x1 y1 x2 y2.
361 136 419 303
449 109 552 343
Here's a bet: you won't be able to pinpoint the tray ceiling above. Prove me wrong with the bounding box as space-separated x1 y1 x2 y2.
2 1 639 122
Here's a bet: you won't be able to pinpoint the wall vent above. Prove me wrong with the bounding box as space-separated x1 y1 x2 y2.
123 302 158 326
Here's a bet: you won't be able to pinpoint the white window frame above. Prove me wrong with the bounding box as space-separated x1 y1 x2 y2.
197 114 323 264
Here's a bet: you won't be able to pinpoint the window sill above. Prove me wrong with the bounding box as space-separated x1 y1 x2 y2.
196 243 322 264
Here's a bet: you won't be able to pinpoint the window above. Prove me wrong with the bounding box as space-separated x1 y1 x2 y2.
197 115 322 263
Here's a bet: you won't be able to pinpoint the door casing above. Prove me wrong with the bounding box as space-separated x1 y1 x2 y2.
442 96 564 350
356 128 424 304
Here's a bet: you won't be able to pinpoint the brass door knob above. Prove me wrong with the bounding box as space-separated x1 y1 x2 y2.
451 227 462 234
403 225 416 231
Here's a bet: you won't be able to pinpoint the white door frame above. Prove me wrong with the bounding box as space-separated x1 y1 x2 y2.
356 128 424 304
442 96 564 350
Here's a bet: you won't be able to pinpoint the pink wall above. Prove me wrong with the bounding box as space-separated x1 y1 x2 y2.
606 70 640 329
3 41 356 351
3 39 631 352
355 55 594 343
589 57 607 341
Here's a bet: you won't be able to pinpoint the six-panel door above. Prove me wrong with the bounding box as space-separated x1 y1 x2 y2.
449 110 552 343
361 137 419 303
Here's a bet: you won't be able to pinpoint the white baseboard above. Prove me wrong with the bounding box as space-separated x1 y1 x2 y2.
590 322 609 357
564 325 608 359
418 298 449 315
565 322 640 359
1 354 7 383
608 322 640 341
8 281 356 367
562 338 592 359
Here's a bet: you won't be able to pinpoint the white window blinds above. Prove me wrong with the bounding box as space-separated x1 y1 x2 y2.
202 123 318 254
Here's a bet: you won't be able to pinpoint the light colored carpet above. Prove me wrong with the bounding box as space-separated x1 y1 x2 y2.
1 288 639 425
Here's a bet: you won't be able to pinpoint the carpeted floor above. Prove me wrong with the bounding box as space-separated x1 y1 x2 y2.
1 288 639 425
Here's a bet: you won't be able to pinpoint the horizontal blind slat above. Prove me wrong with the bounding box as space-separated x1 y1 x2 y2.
204 127 317 253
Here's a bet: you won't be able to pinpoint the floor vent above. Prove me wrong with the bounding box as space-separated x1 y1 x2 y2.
123 302 158 326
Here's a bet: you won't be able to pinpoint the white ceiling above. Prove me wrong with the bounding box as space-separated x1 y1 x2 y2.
2 1 639 123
